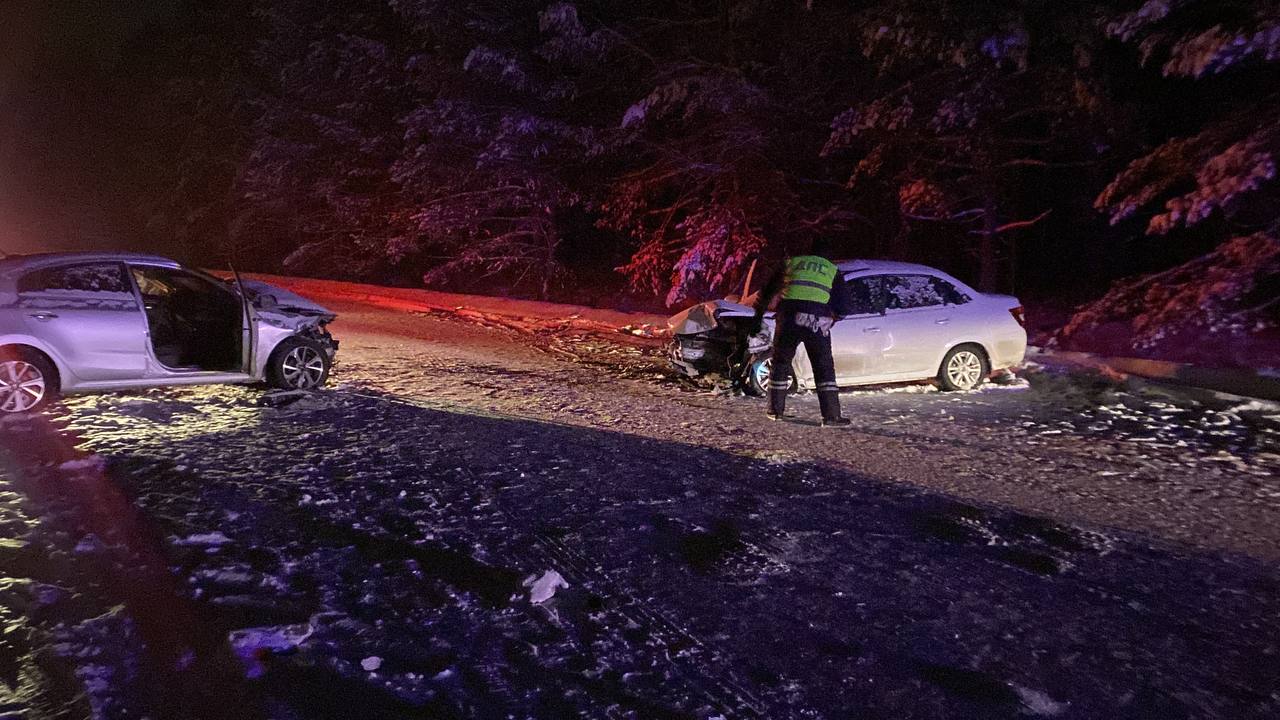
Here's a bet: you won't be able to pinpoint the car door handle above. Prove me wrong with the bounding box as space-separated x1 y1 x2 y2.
863 327 881 333
935 318 951 325
27 312 59 321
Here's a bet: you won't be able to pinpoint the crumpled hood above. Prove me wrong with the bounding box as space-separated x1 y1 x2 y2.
240 280 336 321
667 299 755 336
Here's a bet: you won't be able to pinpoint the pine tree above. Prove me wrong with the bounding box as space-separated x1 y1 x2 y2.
822 1 1122 291
1059 0 1280 363
1095 0 1280 236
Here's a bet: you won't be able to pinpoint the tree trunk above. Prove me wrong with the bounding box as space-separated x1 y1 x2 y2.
978 184 1000 293
540 225 554 301
1007 231 1018 293
719 0 736 64
891 216 912 260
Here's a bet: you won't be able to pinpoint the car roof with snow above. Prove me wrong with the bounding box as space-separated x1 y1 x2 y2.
836 259 980 293
837 259 948 275
0 252 181 279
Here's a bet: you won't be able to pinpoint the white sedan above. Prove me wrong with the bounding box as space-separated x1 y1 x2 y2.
0 252 339 413
668 260 1027 393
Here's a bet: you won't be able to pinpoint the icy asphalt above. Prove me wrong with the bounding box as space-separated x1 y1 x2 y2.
1 300 1278 719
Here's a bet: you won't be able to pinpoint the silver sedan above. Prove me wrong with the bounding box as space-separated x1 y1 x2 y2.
669 259 1027 393
0 252 339 413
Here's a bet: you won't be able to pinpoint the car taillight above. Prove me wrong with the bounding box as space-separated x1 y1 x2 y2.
1009 306 1026 328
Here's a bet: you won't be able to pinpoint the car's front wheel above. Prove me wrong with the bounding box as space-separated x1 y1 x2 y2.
0 347 58 414
938 344 989 391
746 352 798 396
267 338 332 390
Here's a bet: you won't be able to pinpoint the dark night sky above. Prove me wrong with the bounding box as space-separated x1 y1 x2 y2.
0 0 178 256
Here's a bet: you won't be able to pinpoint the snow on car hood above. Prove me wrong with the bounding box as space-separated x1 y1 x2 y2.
667 299 755 336
240 280 336 324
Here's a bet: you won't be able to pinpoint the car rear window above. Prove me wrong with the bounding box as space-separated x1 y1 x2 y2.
884 275 970 309
18 263 131 294
15 263 137 310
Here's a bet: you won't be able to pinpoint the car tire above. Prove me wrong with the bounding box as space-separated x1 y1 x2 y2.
746 352 798 397
267 337 332 390
0 346 59 414
937 344 990 391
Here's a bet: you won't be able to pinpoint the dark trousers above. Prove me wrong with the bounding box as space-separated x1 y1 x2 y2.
769 313 841 418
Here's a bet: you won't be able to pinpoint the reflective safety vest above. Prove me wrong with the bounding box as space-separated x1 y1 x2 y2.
781 255 837 305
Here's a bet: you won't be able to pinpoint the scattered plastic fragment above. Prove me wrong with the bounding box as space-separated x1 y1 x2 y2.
524 570 569 604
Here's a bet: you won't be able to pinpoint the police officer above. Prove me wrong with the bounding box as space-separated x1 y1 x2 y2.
748 238 851 426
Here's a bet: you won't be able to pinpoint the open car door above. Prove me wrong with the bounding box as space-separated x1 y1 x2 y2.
230 266 258 375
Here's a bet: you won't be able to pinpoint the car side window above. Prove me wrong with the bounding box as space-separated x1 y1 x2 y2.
884 275 957 310
130 266 231 300
931 277 972 305
16 263 136 309
833 275 886 316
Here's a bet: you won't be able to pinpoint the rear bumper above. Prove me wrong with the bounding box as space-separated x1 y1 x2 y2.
989 328 1028 370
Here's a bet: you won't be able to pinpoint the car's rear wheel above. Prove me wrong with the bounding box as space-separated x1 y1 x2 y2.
0 347 58 414
267 338 331 390
938 345 989 391
746 353 798 396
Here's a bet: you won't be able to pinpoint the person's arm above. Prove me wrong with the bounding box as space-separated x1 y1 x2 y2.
749 267 784 333
827 271 850 318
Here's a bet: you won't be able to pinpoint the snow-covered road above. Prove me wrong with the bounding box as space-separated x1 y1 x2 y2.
2 300 1278 718
333 301 1280 560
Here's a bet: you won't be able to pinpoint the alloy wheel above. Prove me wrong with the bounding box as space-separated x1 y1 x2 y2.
280 346 326 389
753 356 773 393
0 360 46 413
945 350 984 390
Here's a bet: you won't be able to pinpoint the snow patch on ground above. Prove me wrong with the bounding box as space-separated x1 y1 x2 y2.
524 569 569 604
58 456 106 473
1013 684 1069 716
229 623 315 679
174 531 233 547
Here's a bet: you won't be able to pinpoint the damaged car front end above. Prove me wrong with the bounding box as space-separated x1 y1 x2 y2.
240 280 339 357
667 299 777 394
237 279 340 390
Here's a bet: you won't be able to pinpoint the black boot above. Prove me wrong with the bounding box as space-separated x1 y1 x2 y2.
767 388 789 420
818 390 850 426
